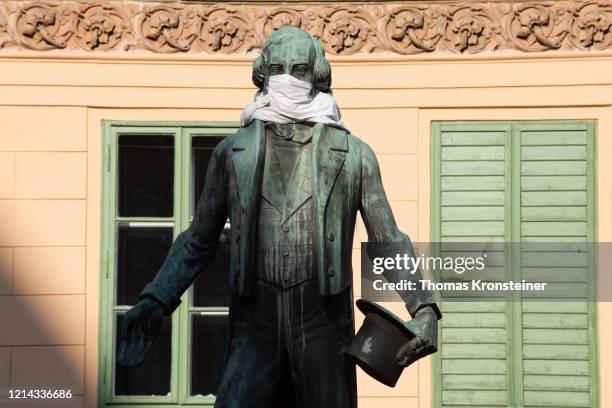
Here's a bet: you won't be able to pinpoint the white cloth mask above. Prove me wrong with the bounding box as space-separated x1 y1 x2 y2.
240 74 346 130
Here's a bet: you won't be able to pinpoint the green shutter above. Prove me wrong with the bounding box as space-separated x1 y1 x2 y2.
433 123 513 407
516 123 597 408
432 121 598 408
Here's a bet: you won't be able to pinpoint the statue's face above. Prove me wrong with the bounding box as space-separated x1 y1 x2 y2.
266 37 314 85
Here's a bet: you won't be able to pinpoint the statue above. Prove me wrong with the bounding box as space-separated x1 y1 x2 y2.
117 27 441 408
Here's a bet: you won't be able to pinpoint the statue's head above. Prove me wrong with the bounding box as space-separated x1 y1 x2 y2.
252 28 331 93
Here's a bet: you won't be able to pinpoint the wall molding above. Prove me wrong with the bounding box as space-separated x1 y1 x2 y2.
0 1 610 56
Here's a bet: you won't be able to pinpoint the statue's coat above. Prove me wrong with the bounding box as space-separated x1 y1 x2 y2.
141 119 440 319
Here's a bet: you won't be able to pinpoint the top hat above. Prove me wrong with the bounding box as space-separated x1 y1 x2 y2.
345 299 415 387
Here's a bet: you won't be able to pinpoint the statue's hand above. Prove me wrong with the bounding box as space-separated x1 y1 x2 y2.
117 296 166 368
396 306 439 367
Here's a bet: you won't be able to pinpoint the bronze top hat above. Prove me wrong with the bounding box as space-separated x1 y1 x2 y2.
345 299 415 387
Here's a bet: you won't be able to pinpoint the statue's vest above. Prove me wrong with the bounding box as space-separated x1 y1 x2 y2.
256 129 316 287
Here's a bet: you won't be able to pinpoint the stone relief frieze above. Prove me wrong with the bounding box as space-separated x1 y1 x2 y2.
0 1 610 55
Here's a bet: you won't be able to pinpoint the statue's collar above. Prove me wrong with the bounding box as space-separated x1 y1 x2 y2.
264 121 315 144
233 119 348 153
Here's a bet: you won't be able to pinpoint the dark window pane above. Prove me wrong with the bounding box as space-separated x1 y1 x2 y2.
119 135 174 217
117 225 173 306
115 314 172 396
190 314 229 397
192 136 226 214
192 228 231 307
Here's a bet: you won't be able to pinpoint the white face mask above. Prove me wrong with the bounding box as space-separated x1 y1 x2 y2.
266 74 314 113
240 73 345 129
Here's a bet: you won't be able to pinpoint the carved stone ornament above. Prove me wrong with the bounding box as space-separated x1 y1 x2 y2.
127 5 198 52
443 5 503 53
75 3 130 51
507 3 572 51
15 2 76 50
0 0 610 56
200 7 253 54
315 8 375 55
385 5 444 54
262 8 304 39
0 9 9 48
570 1 612 50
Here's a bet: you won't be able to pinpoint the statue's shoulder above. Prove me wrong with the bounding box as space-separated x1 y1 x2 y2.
322 124 365 150
345 132 364 146
343 131 374 159
228 120 262 150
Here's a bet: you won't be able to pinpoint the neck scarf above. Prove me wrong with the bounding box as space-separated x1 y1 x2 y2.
240 74 346 130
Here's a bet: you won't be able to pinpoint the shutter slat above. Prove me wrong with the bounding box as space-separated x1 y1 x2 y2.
442 206 505 221
441 313 507 328
442 146 505 161
442 161 505 175
440 302 506 313
442 221 505 236
522 268 587 283
442 374 507 390
523 375 589 391
442 132 506 145
523 391 590 407
523 345 589 360
521 175 586 191
442 344 507 359
521 191 586 206
442 176 505 191
523 328 588 345
522 313 588 329
522 206 586 221
520 130 587 145
521 161 586 176
442 359 507 375
442 191 505 206
522 302 587 314
521 146 586 161
521 252 588 267
442 390 508 406
442 328 507 343
523 360 589 376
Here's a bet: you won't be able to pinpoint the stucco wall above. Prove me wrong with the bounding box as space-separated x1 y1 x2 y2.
0 51 611 408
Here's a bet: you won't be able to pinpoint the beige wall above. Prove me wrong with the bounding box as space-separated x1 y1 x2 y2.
0 50 611 408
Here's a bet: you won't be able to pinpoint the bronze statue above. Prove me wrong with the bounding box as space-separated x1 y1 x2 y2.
118 27 441 408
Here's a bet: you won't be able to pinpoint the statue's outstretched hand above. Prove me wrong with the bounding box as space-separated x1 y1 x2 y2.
396 306 439 367
117 296 166 368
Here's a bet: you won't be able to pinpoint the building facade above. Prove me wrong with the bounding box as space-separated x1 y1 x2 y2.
0 1 611 407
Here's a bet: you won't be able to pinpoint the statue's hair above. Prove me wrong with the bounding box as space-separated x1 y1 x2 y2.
252 28 332 93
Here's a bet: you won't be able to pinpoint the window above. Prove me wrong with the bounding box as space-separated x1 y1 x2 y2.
431 121 599 408
100 122 239 407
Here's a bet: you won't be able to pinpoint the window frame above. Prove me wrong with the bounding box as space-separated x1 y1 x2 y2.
430 120 599 408
99 121 239 408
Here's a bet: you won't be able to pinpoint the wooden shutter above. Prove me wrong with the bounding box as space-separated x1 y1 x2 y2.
432 121 598 408
516 122 597 408
432 123 513 407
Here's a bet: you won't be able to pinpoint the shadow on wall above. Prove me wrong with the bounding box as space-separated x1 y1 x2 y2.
0 246 86 408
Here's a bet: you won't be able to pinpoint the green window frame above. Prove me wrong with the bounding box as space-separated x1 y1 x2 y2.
430 120 599 408
99 121 239 408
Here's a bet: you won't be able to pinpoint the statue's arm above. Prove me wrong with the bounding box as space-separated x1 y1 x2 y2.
358 142 441 319
139 138 230 314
